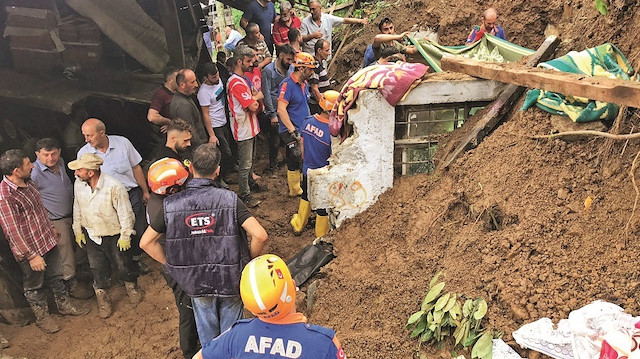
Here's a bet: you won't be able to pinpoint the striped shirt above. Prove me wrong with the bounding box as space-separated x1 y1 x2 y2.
0 177 58 261
227 73 261 141
309 59 331 104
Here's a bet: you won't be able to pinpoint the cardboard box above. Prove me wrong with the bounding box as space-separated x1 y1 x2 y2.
4 26 64 51
62 41 102 69
10 47 62 72
5 6 58 30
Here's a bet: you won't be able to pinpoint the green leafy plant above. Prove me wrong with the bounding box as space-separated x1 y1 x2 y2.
595 0 609 15
406 273 495 359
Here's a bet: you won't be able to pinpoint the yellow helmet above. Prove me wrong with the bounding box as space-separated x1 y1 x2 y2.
147 157 189 195
293 52 318 68
319 90 340 112
240 254 296 322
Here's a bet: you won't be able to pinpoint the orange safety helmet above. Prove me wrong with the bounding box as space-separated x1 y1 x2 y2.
240 254 296 322
319 90 340 112
147 157 189 195
293 52 318 68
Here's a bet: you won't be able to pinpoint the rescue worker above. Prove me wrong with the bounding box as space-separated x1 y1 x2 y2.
140 143 268 345
290 90 339 237
193 254 346 359
145 158 198 358
277 52 317 197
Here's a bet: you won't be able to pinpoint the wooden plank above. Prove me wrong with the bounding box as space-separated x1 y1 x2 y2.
440 48 640 109
437 35 561 170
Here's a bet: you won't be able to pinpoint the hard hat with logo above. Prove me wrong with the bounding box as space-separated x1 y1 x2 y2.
293 52 318 68
147 157 189 195
240 254 296 322
319 90 340 112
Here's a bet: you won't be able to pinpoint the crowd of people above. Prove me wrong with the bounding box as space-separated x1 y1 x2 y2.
0 1 508 356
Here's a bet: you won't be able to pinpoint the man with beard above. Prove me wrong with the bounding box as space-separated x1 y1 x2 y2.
277 52 316 197
466 8 506 43
70 153 141 319
198 63 234 185
144 156 196 358
261 44 295 174
0 149 89 333
170 69 209 148
227 46 264 208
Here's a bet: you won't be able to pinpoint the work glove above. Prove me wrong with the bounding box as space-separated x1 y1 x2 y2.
75 233 86 248
117 236 131 251
290 130 301 143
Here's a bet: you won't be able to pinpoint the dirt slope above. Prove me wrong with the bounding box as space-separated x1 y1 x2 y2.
2 0 640 357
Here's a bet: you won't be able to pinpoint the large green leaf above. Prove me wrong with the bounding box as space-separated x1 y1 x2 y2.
429 271 443 288
443 294 457 312
435 293 451 311
474 299 488 320
463 299 473 317
424 282 446 304
407 311 424 325
471 332 493 358
595 0 609 15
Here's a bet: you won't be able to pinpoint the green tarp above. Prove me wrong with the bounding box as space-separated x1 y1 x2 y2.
410 34 535 73
521 43 638 122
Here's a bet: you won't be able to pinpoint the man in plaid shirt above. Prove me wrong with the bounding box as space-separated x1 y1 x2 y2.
0 149 89 334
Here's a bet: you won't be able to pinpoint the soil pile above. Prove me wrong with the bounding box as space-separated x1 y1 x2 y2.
333 0 640 85
313 0 640 356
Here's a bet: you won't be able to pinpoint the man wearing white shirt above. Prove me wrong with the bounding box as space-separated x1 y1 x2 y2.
77 118 151 274
70 153 142 319
198 63 234 185
300 0 367 55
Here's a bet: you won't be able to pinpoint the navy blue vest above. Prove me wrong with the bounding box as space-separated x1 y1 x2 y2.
163 178 251 297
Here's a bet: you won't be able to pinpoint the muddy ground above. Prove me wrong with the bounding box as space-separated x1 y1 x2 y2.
3 0 640 357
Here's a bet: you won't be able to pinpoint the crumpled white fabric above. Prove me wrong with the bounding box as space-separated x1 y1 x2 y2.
512 300 640 359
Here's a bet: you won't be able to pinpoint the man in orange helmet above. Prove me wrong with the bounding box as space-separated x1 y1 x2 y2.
193 254 346 359
277 52 317 198
290 90 338 237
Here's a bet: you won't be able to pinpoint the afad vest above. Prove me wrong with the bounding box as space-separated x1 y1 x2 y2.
163 178 251 297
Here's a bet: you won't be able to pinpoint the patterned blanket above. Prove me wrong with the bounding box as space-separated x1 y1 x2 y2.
521 43 637 122
329 62 429 140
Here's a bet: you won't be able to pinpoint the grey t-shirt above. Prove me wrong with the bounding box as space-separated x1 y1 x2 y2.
300 14 344 54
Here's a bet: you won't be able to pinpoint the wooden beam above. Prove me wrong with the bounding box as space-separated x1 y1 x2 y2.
437 35 561 170
157 0 186 68
440 48 640 109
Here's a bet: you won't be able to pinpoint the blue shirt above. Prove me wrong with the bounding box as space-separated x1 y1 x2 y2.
243 0 276 51
277 74 310 133
261 61 294 120
30 158 74 220
301 114 331 176
201 317 342 359
76 135 142 191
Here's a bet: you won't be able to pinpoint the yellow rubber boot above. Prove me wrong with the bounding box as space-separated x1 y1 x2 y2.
315 215 329 238
287 170 303 197
290 199 311 235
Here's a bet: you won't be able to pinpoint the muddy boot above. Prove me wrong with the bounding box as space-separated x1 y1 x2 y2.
55 294 90 316
30 304 59 334
0 332 9 349
67 277 94 300
124 282 143 305
94 288 112 319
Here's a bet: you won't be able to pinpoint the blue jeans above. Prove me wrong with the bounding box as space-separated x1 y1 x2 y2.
191 295 243 345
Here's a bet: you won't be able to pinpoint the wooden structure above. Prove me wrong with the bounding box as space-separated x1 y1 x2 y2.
437 36 561 169
440 51 640 109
